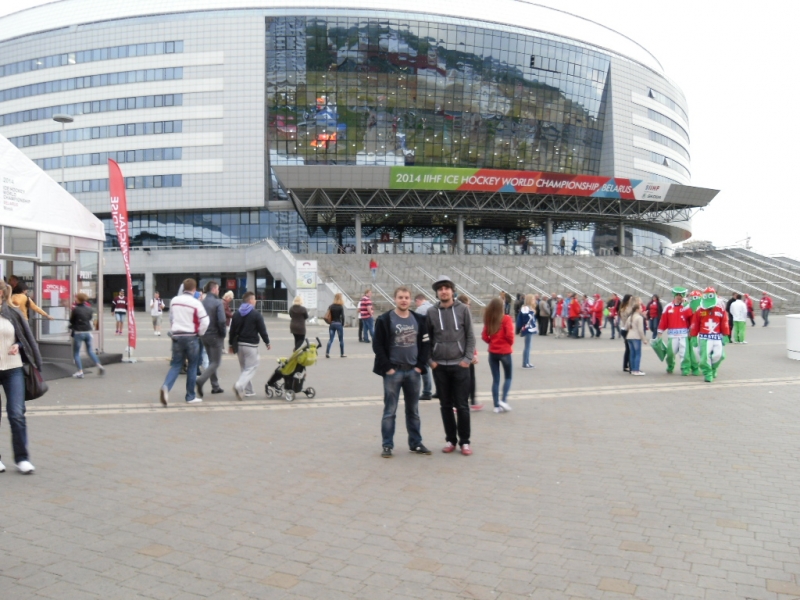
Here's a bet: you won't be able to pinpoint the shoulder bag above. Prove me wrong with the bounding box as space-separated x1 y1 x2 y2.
24 363 48 401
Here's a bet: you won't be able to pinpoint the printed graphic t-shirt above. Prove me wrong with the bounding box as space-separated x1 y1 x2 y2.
389 311 418 368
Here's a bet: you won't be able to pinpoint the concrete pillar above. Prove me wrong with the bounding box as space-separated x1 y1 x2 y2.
355 213 362 255
545 218 553 255
246 270 256 293
456 215 465 254
144 271 154 309
617 222 626 256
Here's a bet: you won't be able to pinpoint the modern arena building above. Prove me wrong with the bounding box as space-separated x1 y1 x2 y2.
0 0 718 304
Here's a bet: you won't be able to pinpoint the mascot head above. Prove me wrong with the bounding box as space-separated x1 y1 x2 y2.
701 287 718 309
689 290 702 312
671 286 688 304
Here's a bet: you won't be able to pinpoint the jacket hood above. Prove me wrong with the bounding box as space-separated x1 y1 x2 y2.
239 303 254 316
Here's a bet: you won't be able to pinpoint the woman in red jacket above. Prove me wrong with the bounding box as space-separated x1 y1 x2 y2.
482 297 515 413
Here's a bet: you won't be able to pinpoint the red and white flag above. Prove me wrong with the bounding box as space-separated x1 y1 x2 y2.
108 159 137 350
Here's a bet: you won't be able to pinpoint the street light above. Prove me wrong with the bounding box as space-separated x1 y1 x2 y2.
52 114 73 186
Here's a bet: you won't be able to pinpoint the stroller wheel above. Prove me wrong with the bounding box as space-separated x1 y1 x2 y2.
265 385 274 398
305 387 316 398
284 389 295 402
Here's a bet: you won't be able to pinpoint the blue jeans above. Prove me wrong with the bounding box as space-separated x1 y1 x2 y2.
326 322 344 355
361 316 375 342
628 339 642 372
649 317 660 339
0 367 28 462
162 336 201 401
421 368 432 396
607 317 618 339
488 352 513 408
522 334 533 366
581 317 593 337
381 368 422 449
73 331 100 371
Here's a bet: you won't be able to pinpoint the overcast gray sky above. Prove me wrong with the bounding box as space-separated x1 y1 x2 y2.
2 1 796 257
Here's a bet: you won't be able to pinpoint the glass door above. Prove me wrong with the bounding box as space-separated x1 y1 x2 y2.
37 245 74 340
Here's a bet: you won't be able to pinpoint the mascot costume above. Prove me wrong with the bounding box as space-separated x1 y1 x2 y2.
689 287 730 382
656 286 693 375
686 290 703 376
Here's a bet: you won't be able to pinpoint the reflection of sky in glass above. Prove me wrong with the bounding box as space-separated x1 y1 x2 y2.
267 16 610 174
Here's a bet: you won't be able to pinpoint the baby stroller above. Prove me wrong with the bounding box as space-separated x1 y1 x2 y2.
265 337 321 402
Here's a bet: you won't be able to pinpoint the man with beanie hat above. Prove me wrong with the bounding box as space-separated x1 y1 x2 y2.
426 275 476 456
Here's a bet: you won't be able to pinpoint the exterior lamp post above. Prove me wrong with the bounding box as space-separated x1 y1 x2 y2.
52 114 74 186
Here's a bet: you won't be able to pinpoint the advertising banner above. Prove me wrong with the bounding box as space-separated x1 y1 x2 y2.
389 167 670 201
42 279 70 300
108 159 137 349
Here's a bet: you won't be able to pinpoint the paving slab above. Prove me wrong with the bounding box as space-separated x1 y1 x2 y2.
1 314 797 598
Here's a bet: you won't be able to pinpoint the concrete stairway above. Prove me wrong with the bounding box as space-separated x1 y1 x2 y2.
296 250 800 317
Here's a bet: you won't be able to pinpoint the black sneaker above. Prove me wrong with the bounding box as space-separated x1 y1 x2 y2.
381 446 393 458
211 388 224 394
411 444 432 455
419 394 432 401
196 382 204 399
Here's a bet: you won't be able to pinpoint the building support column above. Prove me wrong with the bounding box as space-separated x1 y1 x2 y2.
545 218 553 256
456 215 465 254
617 222 626 256
144 271 154 309
246 270 256 293
355 214 362 255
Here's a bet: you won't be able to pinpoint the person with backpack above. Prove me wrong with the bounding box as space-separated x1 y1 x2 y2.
516 294 538 368
150 291 165 336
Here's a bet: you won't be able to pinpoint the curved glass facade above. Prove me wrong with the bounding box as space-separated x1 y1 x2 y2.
267 16 609 174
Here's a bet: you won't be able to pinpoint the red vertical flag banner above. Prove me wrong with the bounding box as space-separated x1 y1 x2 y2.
108 159 137 350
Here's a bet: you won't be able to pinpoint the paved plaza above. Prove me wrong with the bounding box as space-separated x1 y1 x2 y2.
2 314 799 599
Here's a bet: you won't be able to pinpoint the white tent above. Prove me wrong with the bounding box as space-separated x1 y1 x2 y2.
0 134 105 241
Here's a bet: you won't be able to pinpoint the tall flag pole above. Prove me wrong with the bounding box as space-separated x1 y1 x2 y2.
108 159 137 359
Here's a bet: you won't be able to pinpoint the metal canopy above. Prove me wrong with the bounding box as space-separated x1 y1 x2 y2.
287 187 697 229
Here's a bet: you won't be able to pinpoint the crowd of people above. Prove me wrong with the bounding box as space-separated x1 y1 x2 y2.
0 268 778 475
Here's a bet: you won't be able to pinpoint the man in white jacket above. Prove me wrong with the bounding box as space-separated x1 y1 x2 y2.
730 294 749 344
160 279 209 406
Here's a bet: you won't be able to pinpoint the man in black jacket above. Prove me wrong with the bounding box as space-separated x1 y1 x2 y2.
373 286 431 458
228 291 271 400
196 281 226 398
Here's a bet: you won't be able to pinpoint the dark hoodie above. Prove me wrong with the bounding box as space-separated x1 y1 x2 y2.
228 303 270 352
425 300 476 365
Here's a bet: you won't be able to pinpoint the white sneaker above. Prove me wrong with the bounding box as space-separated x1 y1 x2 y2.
498 401 512 411
97 366 106 376
72 371 84 379
186 398 203 404
244 391 256 397
16 460 35 474
160 386 169 407
632 371 646 376
233 385 243 401
0 460 5 472
741 341 748 344
493 406 504 413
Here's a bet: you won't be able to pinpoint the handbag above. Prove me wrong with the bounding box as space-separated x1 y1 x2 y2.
24 363 48 401
322 308 332 325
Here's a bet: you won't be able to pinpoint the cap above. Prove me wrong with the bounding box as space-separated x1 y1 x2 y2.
432 275 455 292
594 293 601 298
556 294 562 299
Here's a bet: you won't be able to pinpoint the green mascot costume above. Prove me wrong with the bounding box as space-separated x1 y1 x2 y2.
656 286 693 375
687 290 702 376
689 287 731 382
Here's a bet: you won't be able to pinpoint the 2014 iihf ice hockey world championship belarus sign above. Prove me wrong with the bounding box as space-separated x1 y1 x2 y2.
389 167 670 201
